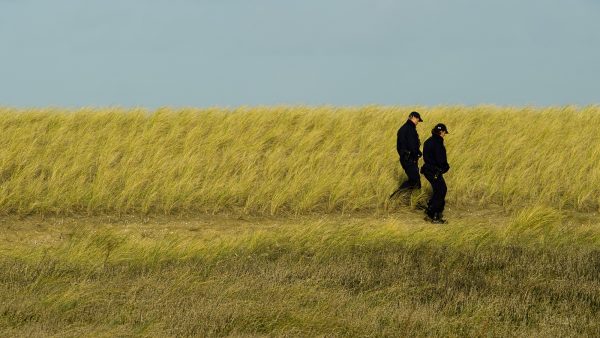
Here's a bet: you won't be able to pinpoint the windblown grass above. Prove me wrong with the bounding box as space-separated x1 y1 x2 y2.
1 106 599 336
1 105 599 215
1 209 599 336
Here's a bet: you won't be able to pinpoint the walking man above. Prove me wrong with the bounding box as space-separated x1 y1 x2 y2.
393 111 423 196
421 123 450 224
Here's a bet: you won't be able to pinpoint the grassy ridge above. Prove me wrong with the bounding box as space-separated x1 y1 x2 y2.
1 208 599 336
2 106 599 336
1 105 599 215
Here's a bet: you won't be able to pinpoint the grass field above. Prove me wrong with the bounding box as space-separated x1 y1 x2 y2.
1 105 600 215
2 209 599 336
1 106 599 336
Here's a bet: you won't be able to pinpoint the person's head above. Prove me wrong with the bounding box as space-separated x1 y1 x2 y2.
432 123 449 138
408 111 423 125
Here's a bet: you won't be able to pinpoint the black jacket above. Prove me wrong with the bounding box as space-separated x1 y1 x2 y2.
421 133 450 175
396 120 421 159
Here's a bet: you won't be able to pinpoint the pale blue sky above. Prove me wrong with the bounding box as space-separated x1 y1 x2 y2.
1 0 599 108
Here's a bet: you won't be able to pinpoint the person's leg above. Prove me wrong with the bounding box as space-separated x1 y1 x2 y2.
436 176 447 220
406 160 421 189
424 174 437 218
399 159 421 190
429 176 445 216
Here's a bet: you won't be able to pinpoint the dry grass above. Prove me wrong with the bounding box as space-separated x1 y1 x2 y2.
1 105 599 215
1 106 600 336
1 209 599 337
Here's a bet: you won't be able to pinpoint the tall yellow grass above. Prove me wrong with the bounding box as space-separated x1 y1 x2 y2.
0 105 599 215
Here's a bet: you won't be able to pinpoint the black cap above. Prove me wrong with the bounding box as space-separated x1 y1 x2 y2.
409 111 423 122
434 123 449 134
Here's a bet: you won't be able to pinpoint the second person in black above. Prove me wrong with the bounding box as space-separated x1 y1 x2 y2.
421 123 450 224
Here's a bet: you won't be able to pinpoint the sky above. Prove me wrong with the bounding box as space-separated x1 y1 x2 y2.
1 0 599 108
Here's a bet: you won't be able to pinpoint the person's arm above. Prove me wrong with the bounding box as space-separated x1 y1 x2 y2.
407 129 421 158
436 145 450 173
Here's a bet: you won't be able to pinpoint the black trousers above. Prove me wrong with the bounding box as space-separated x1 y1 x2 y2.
424 173 446 214
399 158 421 190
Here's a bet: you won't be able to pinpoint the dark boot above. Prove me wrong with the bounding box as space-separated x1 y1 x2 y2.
424 208 436 222
431 212 448 224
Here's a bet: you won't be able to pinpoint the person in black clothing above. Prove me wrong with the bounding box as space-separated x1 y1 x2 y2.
421 123 450 224
393 111 423 195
